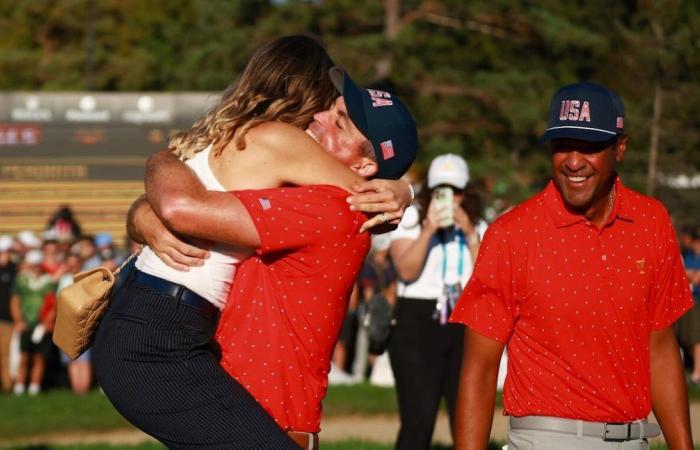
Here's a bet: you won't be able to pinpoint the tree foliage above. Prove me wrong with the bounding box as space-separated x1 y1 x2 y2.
0 0 698 223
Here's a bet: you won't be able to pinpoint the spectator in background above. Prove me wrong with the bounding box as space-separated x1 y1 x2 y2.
40 234 65 278
353 234 397 384
388 154 485 450
46 205 82 243
16 230 41 260
94 232 117 272
73 235 100 270
685 227 700 300
679 225 695 259
0 236 18 393
57 253 92 394
329 285 361 384
678 227 700 384
10 249 57 395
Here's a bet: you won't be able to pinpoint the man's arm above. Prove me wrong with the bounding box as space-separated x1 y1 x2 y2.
145 149 260 248
454 328 505 450
389 203 440 282
650 327 693 450
126 194 210 271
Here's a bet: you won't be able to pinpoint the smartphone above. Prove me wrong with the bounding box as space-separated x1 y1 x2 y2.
432 187 454 228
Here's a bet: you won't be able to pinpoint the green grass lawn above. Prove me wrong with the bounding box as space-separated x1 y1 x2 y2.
2 442 481 450
1 442 694 450
0 383 697 449
0 384 403 439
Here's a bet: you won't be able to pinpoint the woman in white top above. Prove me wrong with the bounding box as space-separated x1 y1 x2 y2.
92 35 411 450
388 154 487 450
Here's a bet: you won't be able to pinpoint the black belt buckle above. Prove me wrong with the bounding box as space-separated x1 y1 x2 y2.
603 422 631 441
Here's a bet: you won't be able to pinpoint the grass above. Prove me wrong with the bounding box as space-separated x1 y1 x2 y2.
2 443 471 450
322 382 503 416
0 384 404 439
0 384 696 449
2 443 695 450
0 390 132 439
322 383 398 415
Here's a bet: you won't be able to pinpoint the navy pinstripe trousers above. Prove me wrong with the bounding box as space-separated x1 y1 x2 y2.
92 276 298 449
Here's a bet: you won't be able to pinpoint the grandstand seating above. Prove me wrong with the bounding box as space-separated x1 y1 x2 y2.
0 180 143 246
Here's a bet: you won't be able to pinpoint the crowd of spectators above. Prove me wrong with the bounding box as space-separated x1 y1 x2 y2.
0 205 135 396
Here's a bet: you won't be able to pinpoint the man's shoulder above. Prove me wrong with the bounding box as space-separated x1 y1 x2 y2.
489 189 548 232
239 185 364 241
240 184 347 197
237 184 349 208
618 182 670 221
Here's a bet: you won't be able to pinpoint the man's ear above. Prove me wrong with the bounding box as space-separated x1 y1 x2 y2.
352 157 378 178
615 134 628 162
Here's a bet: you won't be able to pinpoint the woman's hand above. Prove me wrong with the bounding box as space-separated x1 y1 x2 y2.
347 179 413 233
454 205 475 236
423 199 442 235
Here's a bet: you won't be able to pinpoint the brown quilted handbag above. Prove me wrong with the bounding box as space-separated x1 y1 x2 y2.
53 251 139 359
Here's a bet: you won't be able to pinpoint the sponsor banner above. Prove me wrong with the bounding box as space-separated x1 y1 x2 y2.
0 124 42 146
0 163 146 181
0 92 217 125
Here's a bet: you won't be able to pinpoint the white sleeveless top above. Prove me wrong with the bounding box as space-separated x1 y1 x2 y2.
135 146 251 309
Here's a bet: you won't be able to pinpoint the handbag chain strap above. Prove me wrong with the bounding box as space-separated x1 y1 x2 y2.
113 246 143 276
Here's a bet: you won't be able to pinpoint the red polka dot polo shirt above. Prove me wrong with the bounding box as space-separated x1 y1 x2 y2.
450 177 692 422
215 185 370 432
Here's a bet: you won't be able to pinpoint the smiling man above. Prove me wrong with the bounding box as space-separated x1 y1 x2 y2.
450 82 693 450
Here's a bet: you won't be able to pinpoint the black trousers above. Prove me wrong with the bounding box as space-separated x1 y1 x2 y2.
388 297 464 450
92 275 297 450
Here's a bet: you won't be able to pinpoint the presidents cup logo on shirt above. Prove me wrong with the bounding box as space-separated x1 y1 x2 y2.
636 258 645 274
558 100 591 122
367 89 393 108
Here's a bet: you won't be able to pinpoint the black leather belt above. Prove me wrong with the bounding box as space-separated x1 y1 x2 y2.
133 270 218 318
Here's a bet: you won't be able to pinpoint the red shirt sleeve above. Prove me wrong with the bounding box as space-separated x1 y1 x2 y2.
234 185 360 256
649 209 693 329
449 222 518 343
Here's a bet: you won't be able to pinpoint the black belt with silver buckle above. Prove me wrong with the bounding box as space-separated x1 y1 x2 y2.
133 270 218 318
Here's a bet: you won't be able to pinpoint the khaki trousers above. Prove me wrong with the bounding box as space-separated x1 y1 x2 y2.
0 321 13 392
508 427 649 450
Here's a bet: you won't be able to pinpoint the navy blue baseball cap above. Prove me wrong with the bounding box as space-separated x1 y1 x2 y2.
329 66 418 180
540 82 625 143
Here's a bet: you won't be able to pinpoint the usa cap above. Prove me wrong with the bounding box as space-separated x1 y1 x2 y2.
540 82 625 143
329 66 418 180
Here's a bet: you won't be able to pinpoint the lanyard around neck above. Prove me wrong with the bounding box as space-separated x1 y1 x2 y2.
440 229 466 282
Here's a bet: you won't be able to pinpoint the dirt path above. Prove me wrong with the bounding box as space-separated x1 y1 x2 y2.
3 405 700 447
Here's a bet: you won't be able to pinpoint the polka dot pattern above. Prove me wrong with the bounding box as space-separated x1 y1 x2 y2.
449 179 692 422
215 185 370 433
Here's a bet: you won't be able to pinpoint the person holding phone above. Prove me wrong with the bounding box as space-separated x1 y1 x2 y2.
387 153 486 450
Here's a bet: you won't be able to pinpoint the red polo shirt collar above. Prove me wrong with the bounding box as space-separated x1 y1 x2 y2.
543 176 633 229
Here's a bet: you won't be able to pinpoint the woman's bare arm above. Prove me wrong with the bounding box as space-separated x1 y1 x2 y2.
241 122 413 226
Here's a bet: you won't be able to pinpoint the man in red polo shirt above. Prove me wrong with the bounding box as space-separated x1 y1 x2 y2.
130 67 418 448
450 82 693 450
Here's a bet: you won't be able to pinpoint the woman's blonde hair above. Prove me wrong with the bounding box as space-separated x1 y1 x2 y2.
170 35 338 159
